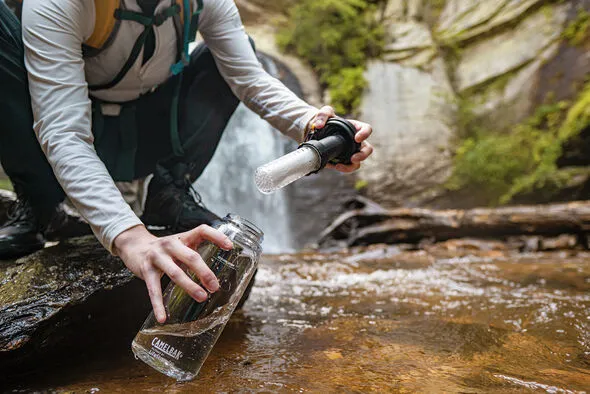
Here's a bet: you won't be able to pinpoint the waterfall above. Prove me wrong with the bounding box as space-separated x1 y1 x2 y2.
191 49 355 252
194 104 294 253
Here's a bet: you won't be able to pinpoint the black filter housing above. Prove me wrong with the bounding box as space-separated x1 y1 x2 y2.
299 118 361 173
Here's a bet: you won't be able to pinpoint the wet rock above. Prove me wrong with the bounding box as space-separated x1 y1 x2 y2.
0 236 150 373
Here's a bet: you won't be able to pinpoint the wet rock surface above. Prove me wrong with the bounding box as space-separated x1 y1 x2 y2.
0 237 150 374
3 244 589 392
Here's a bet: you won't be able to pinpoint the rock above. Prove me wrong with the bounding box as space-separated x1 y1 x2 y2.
356 0 590 207
449 2 570 129
453 6 568 93
436 0 548 44
357 58 455 207
358 3 458 207
0 236 150 372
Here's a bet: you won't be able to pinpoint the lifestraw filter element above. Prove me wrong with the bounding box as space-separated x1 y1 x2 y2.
255 118 360 194
255 146 321 194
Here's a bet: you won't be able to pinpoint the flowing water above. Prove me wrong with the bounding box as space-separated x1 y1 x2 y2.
194 102 294 253
7 242 589 392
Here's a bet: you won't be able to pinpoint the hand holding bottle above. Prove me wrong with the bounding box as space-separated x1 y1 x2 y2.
113 224 233 323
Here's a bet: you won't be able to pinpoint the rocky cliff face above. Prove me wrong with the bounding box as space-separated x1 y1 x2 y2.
357 0 590 208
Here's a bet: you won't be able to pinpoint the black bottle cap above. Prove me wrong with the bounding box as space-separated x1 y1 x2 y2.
307 118 361 165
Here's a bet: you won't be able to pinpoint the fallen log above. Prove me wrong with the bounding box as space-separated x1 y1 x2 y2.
319 201 590 247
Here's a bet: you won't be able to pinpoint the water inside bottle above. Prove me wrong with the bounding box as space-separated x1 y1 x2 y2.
131 244 257 381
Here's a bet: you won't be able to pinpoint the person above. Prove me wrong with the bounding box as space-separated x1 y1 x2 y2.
0 0 374 322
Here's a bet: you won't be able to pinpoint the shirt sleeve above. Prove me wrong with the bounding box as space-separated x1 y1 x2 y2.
198 0 318 143
22 0 143 254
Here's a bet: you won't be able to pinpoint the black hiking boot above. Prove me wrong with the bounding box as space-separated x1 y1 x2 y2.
0 198 46 259
141 166 220 232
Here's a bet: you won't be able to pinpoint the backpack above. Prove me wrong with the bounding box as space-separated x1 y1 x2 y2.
15 0 201 66
15 0 203 167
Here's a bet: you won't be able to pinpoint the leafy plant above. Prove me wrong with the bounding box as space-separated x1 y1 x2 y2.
277 0 384 114
446 82 590 205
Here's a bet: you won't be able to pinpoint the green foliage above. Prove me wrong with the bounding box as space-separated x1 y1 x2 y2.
562 8 590 46
276 0 384 114
447 81 590 205
326 67 367 114
355 179 369 191
0 179 13 191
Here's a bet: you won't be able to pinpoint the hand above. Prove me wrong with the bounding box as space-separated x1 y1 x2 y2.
113 224 233 323
309 105 374 173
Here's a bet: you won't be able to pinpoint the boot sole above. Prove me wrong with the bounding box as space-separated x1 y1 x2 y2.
0 240 45 260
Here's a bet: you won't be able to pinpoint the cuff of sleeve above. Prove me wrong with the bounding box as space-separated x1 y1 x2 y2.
101 216 144 255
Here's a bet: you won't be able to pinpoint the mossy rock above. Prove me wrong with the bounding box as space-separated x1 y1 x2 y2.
0 237 150 374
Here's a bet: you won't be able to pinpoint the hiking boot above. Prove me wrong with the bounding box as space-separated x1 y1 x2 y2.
0 198 46 259
142 170 220 232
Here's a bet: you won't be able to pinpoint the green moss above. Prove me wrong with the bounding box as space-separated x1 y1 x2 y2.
562 7 590 46
326 67 367 114
276 0 385 115
0 179 12 191
447 80 590 205
355 179 369 191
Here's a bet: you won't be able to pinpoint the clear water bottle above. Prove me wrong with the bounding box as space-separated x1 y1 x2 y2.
131 214 264 381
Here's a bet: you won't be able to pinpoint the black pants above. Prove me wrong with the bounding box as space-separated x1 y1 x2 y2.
0 2 240 217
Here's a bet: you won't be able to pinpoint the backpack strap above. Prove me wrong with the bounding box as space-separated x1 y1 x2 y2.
168 0 203 158
88 2 181 91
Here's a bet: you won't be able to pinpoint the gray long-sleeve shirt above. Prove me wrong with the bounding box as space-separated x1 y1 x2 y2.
21 0 317 253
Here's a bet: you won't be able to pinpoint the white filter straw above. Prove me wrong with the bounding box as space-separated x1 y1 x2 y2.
255 146 321 194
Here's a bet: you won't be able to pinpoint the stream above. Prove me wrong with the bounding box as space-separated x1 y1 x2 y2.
5 242 589 392
2 47 589 393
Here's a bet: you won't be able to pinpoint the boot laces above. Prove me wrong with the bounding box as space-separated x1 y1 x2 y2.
180 179 207 212
171 179 209 230
6 198 34 225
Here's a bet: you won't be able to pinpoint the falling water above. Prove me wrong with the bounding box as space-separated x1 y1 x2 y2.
194 103 294 253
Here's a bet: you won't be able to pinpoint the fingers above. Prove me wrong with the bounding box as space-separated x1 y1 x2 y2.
351 141 374 163
152 251 209 303
334 162 361 173
144 269 166 323
348 119 373 143
312 105 336 129
163 237 220 293
179 225 233 251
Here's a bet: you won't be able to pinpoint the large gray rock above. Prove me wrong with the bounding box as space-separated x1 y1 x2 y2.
436 0 547 44
358 56 455 206
453 5 568 93
358 0 590 208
